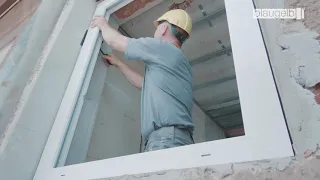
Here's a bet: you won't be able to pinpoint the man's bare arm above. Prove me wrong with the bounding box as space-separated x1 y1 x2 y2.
103 54 143 90
91 16 142 89
91 16 128 52
117 61 143 90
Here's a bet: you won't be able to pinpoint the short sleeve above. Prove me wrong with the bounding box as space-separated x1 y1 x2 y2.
125 37 159 63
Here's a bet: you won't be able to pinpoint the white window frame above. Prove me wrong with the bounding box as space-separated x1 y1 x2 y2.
34 0 294 179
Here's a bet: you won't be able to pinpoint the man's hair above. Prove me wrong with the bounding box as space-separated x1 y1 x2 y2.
159 21 189 45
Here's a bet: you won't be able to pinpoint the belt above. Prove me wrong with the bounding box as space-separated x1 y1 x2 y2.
153 122 194 136
143 122 195 146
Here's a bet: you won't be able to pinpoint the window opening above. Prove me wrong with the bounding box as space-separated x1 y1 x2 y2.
59 0 244 167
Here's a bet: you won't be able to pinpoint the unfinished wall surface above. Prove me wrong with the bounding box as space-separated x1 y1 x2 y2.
0 0 63 141
192 104 225 143
0 42 12 65
64 54 109 166
0 0 98 179
205 116 226 141
86 52 143 161
0 0 40 49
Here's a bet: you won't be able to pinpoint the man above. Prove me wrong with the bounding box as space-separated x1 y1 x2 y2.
90 9 194 152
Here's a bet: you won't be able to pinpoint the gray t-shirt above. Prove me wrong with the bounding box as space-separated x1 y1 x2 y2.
125 37 194 141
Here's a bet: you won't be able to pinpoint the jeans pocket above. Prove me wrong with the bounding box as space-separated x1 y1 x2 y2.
145 136 174 152
145 142 160 152
144 127 178 152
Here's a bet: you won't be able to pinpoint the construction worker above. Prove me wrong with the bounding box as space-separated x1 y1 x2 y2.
91 9 194 152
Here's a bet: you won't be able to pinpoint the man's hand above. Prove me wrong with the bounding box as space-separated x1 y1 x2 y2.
103 54 121 67
90 16 108 31
90 16 128 52
103 54 143 90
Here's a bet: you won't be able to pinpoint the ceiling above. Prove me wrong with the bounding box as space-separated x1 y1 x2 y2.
112 0 244 137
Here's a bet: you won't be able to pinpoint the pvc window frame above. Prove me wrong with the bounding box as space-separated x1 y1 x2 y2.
34 0 294 179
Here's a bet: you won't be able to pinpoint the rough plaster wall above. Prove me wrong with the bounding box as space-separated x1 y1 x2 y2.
0 0 40 49
0 43 12 65
99 155 320 180
104 0 320 179
0 0 98 179
0 0 68 141
250 0 320 155
278 0 320 155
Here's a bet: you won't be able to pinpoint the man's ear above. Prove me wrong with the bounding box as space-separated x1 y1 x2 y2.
161 23 169 36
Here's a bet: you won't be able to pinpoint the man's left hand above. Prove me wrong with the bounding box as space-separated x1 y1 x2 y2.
90 16 128 53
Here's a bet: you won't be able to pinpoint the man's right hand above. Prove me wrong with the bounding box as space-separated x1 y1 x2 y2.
103 54 143 90
103 54 121 67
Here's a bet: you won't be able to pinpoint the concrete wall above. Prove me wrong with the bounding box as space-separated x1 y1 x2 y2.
0 0 98 179
0 0 41 49
0 0 319 179
193 103 225 143
0 0 67 141
0 43 12 65
86 52 143 161
206 116 226 141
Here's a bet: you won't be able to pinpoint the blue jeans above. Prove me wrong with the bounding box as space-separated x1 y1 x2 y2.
144 126 194 152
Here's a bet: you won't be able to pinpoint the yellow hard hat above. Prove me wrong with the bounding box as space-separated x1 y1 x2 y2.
154 9 192 38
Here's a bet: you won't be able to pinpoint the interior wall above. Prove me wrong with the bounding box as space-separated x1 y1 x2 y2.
205 116 226 141
65 53 108 166
86 51 143 161
192 104 225 143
